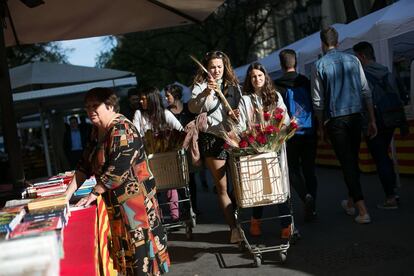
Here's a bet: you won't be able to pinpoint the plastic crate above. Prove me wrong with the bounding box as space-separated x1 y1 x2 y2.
229 149 289 208
147 149 189 190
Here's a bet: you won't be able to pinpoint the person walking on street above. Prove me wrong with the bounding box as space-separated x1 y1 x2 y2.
353 41 409 210
311 26 377 224
275 49 318 222
188 51 242 243
238 62 293 240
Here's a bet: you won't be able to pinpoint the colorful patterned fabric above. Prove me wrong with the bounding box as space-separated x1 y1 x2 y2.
78 115 170 275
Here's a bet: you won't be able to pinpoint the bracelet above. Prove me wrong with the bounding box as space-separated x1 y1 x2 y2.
91 190 100 197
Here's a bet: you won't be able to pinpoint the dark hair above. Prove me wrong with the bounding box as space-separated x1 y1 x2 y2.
192 50 239 87
85 87 119 112
165 84 182 101
320 26 338 47
69 116 78 123
353 41 376 61
139 86 166 130
279 49 297 71
127 87 139 98
242 62 278 109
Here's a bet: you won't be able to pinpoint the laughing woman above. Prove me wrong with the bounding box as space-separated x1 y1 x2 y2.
65 87 170 275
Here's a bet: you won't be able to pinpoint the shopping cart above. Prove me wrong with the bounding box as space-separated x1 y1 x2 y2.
148 149 196 240
229 144 297 266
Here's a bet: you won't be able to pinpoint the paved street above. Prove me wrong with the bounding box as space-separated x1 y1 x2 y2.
166 167 414 276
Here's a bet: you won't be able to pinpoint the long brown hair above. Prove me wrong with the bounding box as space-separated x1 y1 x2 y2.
192 51 239 87
242 62 278 109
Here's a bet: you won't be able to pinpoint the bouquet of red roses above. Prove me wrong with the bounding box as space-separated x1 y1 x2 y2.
224 107 298 156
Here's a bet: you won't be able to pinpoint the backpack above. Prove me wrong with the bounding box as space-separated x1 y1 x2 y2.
282 86 314 135
365 71 406 129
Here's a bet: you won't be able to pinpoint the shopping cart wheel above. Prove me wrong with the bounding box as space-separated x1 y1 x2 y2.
185 225 193 240
290 228 301 245
279 250 287 263
253 255 262 267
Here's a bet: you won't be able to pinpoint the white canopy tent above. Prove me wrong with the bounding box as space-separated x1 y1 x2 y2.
235 0 414 84
3 0 224 46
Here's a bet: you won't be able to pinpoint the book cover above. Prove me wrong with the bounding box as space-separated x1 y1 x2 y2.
10 216 62 239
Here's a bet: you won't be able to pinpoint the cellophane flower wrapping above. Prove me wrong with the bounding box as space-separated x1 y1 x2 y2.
224 107 298 157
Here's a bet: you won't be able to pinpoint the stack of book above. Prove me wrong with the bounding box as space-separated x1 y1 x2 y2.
0 233 61 275
0 206 26 240
27 194 68 211
73 176 97 197
25 178 67 198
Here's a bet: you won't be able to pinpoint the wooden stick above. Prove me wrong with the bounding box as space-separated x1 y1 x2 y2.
190 55 239 123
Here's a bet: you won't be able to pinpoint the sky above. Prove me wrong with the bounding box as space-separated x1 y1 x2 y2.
59 36 113 67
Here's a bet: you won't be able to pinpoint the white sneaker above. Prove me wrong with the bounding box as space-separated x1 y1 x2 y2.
230 228 243 243
355 214 371 224
341 200 355 216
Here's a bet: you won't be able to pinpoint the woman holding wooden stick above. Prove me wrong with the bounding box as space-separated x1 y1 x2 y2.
188 51 242 243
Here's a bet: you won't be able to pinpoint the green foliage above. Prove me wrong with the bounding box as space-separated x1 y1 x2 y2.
97 0 289 89
6 42 69 68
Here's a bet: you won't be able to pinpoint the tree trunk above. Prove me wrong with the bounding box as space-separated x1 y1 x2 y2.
342 0 358 23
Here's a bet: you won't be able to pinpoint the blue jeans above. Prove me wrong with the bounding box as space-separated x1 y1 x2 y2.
326 114 364 202
366 127 396 198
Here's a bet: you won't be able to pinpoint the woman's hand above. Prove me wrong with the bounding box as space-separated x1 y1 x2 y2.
228 109 240 121
75 193 97 207
206 75 218 93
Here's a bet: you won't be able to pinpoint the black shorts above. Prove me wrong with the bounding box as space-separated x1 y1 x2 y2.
198 132 228 160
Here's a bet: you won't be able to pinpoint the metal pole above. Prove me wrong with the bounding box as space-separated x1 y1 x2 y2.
39 107 52 177
0 26 25 191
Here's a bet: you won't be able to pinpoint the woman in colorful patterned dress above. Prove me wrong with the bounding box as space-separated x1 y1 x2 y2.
65 87 170 275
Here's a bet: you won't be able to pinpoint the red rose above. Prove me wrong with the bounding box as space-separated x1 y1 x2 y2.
275 107 284 114
256 134 267 145
254 124 261 132
247 135 255 144
223 142 230 149
264 125 275 134
290 120 299 129
263 112 271 121
239 140 249 148
274 127 280 133
274 113 283 121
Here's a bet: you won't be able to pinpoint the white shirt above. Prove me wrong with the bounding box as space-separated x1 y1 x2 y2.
133 109 183 137
189 82 241 135
238 92 290 132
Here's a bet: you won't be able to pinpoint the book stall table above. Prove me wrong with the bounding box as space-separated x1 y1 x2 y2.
60 205 97 275
0 174 117 276
61 197 116 276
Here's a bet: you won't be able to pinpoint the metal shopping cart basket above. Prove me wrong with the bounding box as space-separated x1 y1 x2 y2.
148 149 196 239
229 143 296 266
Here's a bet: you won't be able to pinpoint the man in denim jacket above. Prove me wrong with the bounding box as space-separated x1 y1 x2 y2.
311 26 377 224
